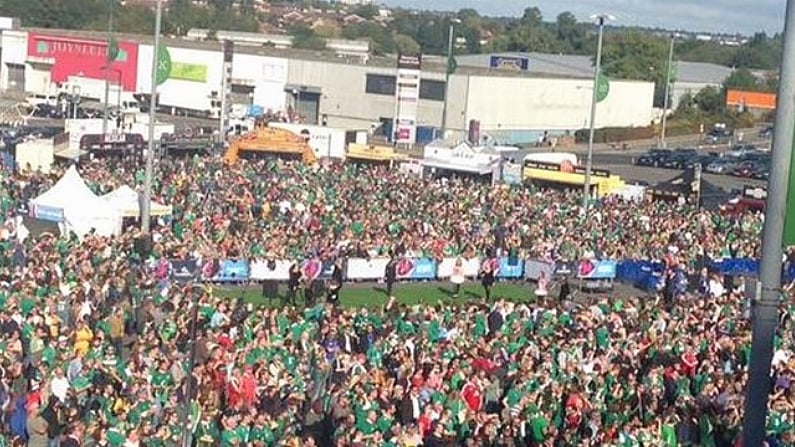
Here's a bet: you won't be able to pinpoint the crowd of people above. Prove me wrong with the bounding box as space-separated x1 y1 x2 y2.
0 153 783 446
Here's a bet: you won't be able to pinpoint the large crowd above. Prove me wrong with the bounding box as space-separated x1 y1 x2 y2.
0 153 785 447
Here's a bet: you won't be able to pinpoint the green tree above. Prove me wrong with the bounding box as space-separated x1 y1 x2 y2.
342 22 394 55
115 4 155 35
393 33 420 55
599 31 669 106
555 12 588 53
290 25 326 51
693 86 724 115
723 68 761 92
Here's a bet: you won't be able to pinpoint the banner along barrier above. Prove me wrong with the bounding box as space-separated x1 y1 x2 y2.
577 260 618 280
249 259 291 281
524 259 554 281
214 259 250 282
169 259 198 283
437 257 482 278
345 257 390 281
496 257 524 278
395 257 437 280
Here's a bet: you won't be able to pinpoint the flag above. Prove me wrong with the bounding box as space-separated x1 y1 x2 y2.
154 44 172 86
596 74 610 103
447 56 457 75
107 37 120 61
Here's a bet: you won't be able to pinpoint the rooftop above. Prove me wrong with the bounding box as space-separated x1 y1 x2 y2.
17 27 637 81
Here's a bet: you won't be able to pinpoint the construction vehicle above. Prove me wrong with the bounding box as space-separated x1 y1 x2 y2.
223 121 316 165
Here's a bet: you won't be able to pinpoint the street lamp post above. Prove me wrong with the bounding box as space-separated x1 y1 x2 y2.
440 18 460 139
742 0 795 444
660 35 675 148
102 0 115 137
582 14 613 214
142 0 162 233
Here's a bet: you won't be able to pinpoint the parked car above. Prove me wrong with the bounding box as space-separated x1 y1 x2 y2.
705 158 737 174
636 149 672 167
725 144 758 158
759 126 774 139
731 161 763 178
704 128 733 144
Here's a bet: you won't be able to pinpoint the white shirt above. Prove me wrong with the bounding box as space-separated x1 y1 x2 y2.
51 376 70 403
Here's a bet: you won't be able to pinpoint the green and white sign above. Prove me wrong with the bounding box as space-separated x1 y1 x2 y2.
596 74 610 103
169 62 208 82
154 44 172 86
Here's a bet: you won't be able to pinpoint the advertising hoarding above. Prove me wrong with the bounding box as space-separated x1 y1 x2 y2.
27 33 139 91
169 62 208 82
489 55 529 71
394 53 422 145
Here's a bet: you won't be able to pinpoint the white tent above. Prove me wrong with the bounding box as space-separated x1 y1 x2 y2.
31 165 122 237
102 185 172 218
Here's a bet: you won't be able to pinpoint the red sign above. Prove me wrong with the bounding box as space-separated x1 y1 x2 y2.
27 33 139 91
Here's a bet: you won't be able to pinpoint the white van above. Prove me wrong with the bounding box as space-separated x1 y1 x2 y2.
25 93 58 107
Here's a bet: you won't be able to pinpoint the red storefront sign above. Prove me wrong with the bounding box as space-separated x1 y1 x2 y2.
27 33 139 91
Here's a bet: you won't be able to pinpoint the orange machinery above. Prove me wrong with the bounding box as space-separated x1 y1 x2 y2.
223 123 317 164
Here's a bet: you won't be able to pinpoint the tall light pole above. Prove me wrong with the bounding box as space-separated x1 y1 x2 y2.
102 0 115 137
142 0 162 233
742 0 795 444
440 18 460 139
660 34 675 148
582 14 613 214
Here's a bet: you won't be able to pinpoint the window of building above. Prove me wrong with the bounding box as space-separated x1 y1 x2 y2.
365 74 396 95
419 79 446 101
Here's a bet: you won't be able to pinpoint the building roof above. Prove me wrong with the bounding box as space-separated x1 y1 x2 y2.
16 27 620 81
453 52 737 85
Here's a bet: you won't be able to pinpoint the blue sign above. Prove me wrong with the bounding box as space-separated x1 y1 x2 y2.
33 205 65 222
396 257 437 280
213 259 250 282
248 105 264 118
497 257 524 278
578 260 617 280
319 260 335 280
489 55 529 71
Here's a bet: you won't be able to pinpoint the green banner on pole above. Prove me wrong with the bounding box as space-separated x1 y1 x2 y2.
783 134 795 247
107 37 120 61
155 44 172 86
596 74 610 103
447 56 457 75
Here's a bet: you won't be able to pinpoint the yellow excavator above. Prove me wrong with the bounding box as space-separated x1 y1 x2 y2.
223 121 317 165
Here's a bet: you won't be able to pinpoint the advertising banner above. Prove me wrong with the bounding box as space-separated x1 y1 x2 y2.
437 257 481 278
394 53 421 145
502 163 523 185
395 257 436 280
250 259 291 281
213 259 250 282
169 259 198 283
31 205 64 222
577 260 617 280
524 259 554 281
345 257 390 281
489 55 529 71
169 61 207 82
27 34 139 91
496 257 524 278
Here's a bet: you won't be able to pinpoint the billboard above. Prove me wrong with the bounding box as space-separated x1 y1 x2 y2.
489 55 529 71
170 62 208 82
27 34 139 91
394 53 422 145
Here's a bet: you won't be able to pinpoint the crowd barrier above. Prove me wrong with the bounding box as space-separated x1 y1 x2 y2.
160 255 790 285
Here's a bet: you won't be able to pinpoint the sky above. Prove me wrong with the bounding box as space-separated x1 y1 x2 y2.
377 0 786 35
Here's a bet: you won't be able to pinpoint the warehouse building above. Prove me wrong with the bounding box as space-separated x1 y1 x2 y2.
0 28 655 144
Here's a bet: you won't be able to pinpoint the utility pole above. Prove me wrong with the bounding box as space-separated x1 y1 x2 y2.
660 35 675 148
742 0 795 445
142 0 162 233
582 14 611 214
440 18 459 139
102 0 114 137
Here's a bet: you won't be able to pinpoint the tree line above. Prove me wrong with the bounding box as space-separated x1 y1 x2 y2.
0 0 781 104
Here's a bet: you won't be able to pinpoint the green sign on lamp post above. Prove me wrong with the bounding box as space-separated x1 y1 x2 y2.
596 74 610 103
154 44 172 86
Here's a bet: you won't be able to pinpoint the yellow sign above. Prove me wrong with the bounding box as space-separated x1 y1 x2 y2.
347 143 408 161
169 62 207 82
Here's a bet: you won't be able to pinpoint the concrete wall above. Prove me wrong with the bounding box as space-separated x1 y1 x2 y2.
0 30 30 91
137 44 223 111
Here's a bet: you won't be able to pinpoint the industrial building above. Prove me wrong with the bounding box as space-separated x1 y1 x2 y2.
452 52 764 111
0 28 656 145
